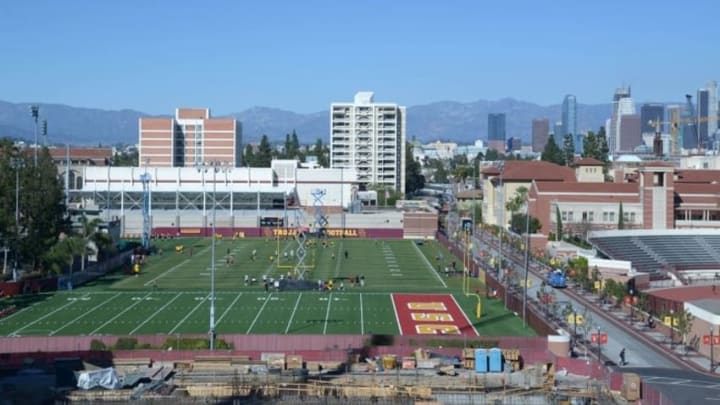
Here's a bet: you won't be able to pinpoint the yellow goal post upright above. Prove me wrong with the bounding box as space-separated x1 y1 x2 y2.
461 228 482 319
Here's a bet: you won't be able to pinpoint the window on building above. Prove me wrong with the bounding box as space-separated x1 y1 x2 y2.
603 212 609 222
589 211 594 222
561 211 568 221
609 212 616 222
567 211 574 222
582 212 588 221
630 212 636 222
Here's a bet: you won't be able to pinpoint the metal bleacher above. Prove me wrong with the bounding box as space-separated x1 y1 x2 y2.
589 233 720 274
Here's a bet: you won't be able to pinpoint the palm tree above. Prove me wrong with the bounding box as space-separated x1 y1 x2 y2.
48 235 85 278
76 214 111 272
505 186 529 231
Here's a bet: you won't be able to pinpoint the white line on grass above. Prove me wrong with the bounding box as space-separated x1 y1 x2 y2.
450 294 479 336
143 244 213 286
246 293 272 334
50 293 122 336
284 293 303 334
216 292 243 327
90 293 152 335
0 304 34 324
169 293 209 334
360 293 364 335
322 293 333 335
9 296 81 336
390 293 403 335
411 240 447 288
129 292 183 335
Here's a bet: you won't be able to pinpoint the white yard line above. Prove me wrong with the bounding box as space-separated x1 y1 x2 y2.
322 293 333 335
360 293 365 335
0 304 34 324
284 293 303 334
411 241 447 288
9 296 81 336
168 294 209 334
50 293 122 336
90 293 152 335
450 294 479 336
143 244 213 286
216 292 243 327
246 293 273 334
390 293 403 335
129 293 183 335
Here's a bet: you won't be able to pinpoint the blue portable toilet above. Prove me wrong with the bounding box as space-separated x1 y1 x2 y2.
474 349 488 373
488 348 503 372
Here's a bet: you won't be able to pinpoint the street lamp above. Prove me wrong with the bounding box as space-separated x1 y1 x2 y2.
710 325 716 373
596 326 602 360
196 161 231 350
30 105 39 167
10 158 24 281
522 194 531 328
669 308 675 350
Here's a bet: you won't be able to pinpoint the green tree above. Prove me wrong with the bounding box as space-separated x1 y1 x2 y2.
47 235 85 276
583 131 598 158
618 202 625 230
405 143 425 195
485 149 501 161
283 133 291 158
509 213 541 234
256 135 273 167
505 186 529 227
562 133 575 166
20 148 67 271
75 214 112 272
290 130 300 158
313 138 329 167
556 206 564 241
243 144 256 166
541 135 564 166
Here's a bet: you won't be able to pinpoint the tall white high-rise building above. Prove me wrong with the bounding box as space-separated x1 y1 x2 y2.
707 80 718 138
609 87 635 153
330 92 406 192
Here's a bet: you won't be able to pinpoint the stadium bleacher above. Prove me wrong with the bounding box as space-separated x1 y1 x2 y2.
589 233 720 274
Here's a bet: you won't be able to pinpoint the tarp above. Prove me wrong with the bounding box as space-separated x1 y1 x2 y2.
76 368 121 390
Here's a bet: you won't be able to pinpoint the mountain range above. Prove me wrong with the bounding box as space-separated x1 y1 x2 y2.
0 98 618 146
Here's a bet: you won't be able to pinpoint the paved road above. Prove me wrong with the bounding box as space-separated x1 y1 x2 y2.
622 367 720 405
473 232 681 370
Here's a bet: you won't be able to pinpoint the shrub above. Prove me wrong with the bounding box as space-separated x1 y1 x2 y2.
90 339 107 351
115 337 138 350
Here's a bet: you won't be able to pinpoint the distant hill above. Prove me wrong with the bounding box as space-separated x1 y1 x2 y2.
0 98 616 146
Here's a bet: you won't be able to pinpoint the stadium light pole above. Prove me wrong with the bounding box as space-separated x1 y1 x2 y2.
30 105 39 167
11 158 24 281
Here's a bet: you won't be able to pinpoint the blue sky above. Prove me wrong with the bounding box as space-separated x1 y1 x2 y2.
1 0 718 114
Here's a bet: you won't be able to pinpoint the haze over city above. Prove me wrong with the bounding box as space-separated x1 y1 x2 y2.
2 0 719 114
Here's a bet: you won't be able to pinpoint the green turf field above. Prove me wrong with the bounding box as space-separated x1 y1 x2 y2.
0 238 534 337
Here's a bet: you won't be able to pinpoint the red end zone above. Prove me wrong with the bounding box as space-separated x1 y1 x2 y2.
391 293 478 336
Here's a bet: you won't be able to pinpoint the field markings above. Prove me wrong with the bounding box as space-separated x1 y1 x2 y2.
9 295 83 336
322 292 333 335
0 302 37 324
360 293 365 335
450 294 479 336
216 292 243 327
50 292 122 336
143 244 213 286
90 292 153 335
390 293 403 335
129 292 183 335
169 293 209 334
246 293 272 334
411 241 447 288
284 293 303 334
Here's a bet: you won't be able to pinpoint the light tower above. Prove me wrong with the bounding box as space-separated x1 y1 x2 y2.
30 105 40 167
140 163 152 250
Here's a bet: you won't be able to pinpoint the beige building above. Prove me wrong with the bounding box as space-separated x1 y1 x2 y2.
139 108 242 167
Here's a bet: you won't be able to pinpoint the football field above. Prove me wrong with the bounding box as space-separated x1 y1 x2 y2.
0 238 533 337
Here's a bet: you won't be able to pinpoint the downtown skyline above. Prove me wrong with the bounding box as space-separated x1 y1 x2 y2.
1 1 719 114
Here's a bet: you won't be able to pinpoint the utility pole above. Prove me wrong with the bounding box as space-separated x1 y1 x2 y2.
522 196 531 328
30 105 40 167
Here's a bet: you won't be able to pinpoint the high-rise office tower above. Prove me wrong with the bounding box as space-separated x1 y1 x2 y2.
619 114 642 151
487 113 506 152
640 103 665 135
531 118 549 152
698 88 710 148
561 94 577 141
553 121 564 139
330 92 406 192
609 87 634 153
139 108 242 167
708 81 718 138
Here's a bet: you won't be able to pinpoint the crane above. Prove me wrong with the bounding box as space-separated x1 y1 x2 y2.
648 95 715 156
